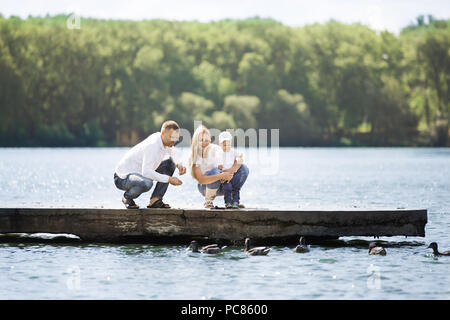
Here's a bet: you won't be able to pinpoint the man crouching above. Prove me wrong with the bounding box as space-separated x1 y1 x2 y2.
114 120 186 209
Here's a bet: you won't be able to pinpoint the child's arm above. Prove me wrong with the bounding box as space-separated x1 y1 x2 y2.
236 152 243 165
215 145 224 171
223 153 243 173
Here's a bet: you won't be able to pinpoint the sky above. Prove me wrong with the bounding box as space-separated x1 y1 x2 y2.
1 0 449 34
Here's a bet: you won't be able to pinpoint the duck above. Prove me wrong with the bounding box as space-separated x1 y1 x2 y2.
244 238 270 256
427 242 450 256
188 240 227 254
368 242 386 255
294 236 310 253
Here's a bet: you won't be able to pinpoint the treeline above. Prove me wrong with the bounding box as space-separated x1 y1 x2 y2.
0 14 449 147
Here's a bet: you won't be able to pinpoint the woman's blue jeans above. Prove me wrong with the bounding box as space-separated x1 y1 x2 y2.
197 164 249 203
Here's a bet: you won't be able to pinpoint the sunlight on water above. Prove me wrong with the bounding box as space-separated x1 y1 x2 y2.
0 147 449 299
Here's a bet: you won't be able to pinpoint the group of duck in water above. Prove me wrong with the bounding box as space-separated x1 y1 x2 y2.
187 237 450 257
365 241 449 256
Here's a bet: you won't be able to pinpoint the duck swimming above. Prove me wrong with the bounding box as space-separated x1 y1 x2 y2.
244 238 270 256
368 242 386 255
294 237 310 253
188 240 226 254
427 242 450 256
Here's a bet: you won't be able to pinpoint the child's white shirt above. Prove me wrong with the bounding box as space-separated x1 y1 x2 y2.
218 148 243 170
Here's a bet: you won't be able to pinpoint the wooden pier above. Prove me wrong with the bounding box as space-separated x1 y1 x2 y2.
0 207 427 244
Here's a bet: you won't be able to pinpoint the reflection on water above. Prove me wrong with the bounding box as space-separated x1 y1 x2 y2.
0 147 449 299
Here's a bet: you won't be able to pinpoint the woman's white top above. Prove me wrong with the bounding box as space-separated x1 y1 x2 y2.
194 143 223 175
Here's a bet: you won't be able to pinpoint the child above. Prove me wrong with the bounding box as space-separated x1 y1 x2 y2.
217 131 248 208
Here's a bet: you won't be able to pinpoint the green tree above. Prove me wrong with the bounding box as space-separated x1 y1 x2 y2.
223 95 260 128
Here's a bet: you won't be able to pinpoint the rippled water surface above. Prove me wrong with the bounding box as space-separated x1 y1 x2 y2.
0 147 449 299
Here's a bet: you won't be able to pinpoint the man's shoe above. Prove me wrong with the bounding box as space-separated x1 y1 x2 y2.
147 199 171 208
122 197 139 209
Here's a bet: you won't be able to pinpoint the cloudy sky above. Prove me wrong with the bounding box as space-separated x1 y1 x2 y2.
2 0 449 33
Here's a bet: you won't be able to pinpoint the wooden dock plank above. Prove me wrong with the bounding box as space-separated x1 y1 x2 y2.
0 208 427 244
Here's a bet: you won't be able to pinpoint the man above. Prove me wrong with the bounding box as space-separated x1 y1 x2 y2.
114 120 186 209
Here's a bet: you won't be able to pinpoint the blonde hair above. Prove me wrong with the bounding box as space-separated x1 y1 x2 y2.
190 125 211 178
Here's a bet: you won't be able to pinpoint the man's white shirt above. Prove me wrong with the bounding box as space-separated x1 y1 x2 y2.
115 132 182 182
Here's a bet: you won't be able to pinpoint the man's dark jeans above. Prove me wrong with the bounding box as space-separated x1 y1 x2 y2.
114 158 176 200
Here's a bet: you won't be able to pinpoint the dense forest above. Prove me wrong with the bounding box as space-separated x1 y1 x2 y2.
0 14 449 147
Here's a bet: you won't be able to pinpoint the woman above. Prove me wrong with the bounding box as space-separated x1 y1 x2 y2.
190 125 248 208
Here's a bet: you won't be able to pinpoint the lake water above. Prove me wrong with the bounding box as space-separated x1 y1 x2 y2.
0 147 449 299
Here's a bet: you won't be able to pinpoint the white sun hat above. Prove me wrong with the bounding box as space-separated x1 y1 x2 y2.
219 131 233 144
